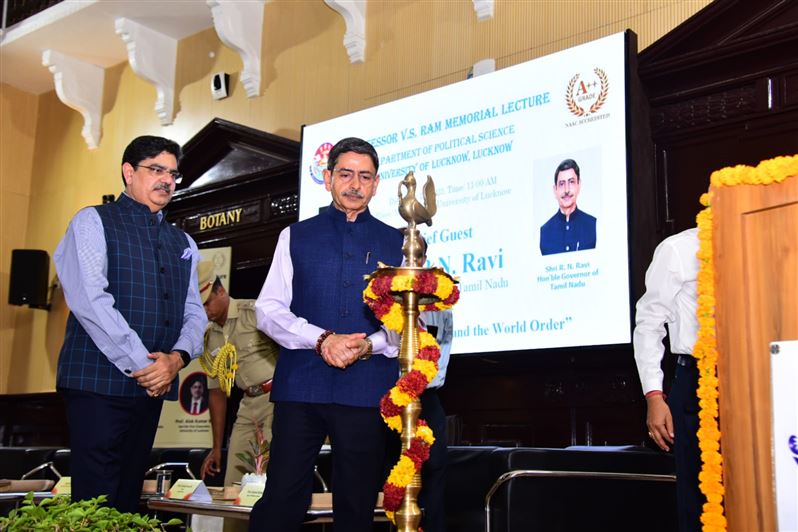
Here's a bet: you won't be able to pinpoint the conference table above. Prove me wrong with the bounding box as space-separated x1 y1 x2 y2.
147 492 389 525
1 482 388 525
0 491 53 505
0 490 387 526
0 479 56 515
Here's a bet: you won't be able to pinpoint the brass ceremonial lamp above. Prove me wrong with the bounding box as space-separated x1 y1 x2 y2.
364 171 452 531
394 227 425 532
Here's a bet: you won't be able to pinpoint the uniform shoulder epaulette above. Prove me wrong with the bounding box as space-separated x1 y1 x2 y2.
237 299 257 312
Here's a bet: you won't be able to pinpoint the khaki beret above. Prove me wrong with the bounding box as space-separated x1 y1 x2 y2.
197 261 216 304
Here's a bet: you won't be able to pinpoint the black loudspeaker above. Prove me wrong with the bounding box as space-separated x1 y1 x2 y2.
8 249 50 308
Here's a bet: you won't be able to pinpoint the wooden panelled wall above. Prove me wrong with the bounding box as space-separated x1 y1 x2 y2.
1 1 710 428
639 1 798 235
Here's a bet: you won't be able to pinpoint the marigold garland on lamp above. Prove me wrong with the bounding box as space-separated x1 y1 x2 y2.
364 267 459 335
693 154 798 532
364 265 459 529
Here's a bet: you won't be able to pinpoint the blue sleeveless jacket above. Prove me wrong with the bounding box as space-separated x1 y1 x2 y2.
270 205 403 407
57 194 190 399
539 207 597 255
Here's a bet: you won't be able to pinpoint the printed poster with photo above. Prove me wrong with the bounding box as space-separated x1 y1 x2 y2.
153 246 231 447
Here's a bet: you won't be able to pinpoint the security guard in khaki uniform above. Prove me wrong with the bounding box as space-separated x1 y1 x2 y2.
196 262 279 487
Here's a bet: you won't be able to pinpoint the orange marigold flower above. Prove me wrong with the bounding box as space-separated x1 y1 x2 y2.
390 387 412 407
388 455 416 486
391 274 414 292
418 330 437 348
414 359 438 381
434 275 455 300
385 415 402 433
382 305 405 333
416 424 435 446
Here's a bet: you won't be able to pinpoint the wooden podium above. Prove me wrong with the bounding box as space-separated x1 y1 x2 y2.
712 169 798 531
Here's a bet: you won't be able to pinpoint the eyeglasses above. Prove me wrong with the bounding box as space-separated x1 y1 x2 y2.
137 164 183 183
332 168 375 183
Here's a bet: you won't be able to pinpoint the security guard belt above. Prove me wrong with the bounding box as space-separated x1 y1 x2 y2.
244 379 273 397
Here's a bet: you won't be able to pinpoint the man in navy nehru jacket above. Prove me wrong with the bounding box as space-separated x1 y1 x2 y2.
252 137 403 531
55 136 206 512
540 158 597 255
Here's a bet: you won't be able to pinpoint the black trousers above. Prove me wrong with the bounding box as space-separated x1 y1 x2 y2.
668 362 705 532
62 388 163 513
249 402 387 532
418 388 447 532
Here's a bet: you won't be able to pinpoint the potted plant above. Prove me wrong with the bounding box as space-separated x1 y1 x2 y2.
237 419 269 487
0 493 183 531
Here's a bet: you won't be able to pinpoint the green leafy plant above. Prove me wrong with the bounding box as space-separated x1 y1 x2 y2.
0 493 184 531
235 418 269 475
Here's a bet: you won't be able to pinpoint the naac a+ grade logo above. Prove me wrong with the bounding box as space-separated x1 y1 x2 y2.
565 68 609 122
309 142 333 185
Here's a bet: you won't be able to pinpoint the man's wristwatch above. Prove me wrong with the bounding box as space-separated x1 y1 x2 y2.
359 337 373 361
175 350 191 368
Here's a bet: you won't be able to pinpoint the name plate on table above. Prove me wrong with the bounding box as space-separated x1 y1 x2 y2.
52 476 71 495
234 483 265 507
166 479 211 502
310 492 332 509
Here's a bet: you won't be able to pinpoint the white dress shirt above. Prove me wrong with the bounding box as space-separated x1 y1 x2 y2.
420 309 453 389
633 228 699 395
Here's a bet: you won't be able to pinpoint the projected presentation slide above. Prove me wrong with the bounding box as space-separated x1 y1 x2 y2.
299 32 631 355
